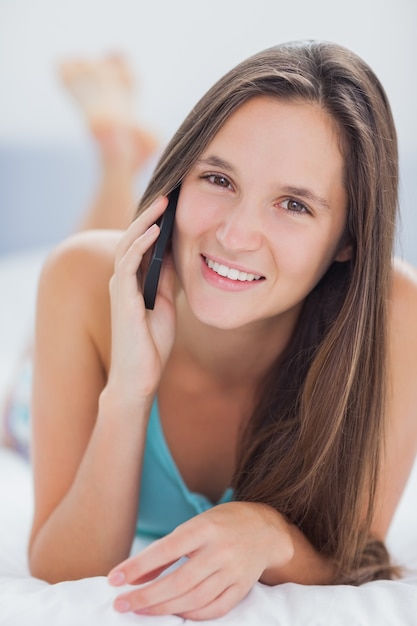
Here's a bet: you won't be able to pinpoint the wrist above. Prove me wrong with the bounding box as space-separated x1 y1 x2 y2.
258 507 336 585
255 505 295 584
98 384 154 423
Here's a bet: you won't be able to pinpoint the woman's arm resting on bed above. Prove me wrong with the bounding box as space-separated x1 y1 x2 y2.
28 237 149 581
108 501 334 621
29 218 175 582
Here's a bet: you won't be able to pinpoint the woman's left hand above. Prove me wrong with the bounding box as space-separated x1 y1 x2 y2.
107 502 294 621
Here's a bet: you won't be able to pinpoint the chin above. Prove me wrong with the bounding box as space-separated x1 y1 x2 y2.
187 293 256 331
177 271 263 330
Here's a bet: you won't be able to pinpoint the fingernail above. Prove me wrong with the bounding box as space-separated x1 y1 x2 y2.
108 570 126 586
114 598 131 613
145 223 159 236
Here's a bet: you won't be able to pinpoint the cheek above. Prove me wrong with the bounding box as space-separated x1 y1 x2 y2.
174 195 215 242
171 199 205 268
273 226 342 284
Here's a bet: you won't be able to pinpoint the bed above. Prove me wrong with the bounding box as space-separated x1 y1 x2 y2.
1 247 417 626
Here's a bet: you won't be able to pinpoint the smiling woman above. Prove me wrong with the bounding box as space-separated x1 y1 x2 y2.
20 40 417 621
171 97 349 330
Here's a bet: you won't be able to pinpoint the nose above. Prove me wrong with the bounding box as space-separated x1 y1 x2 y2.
215 201 263 252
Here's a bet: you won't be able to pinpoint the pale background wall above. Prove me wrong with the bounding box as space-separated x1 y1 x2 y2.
0 0 416 263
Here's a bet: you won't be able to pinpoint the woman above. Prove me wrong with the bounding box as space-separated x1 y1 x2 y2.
28 40 417 621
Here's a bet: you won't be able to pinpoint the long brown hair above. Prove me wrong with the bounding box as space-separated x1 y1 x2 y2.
136 41 399 583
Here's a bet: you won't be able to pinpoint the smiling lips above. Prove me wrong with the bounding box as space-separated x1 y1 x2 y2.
203 256 264 282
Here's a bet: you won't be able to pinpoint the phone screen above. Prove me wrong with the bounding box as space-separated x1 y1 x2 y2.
142 185 180 309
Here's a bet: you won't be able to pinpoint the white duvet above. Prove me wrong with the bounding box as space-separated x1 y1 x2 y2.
1 249 416 626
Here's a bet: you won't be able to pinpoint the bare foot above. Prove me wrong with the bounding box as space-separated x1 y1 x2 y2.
60 54 157 172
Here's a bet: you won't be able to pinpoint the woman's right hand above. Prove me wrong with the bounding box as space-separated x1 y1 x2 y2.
106 196 177 409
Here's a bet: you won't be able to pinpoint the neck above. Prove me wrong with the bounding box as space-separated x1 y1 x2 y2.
173 292 300 389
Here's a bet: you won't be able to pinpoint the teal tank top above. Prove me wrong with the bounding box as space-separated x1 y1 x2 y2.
137 399 234 538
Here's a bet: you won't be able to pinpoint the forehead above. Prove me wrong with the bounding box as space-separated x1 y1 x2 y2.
201 96 346 198
208 96 343 158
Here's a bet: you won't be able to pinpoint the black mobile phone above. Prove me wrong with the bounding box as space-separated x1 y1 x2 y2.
142 185 180 310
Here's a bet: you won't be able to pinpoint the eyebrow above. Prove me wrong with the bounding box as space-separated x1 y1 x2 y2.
196 155 237 174
197 156 331 212
281 186 331 212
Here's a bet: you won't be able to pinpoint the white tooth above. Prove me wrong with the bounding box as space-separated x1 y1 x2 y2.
205 257 262 282
227 268 240 280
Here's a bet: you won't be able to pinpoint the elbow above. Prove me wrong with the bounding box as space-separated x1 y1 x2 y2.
28 541 63 584
28 535 118 583
28 536 78 584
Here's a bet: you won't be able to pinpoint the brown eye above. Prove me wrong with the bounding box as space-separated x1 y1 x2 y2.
205 174 233 189
282 199 308 214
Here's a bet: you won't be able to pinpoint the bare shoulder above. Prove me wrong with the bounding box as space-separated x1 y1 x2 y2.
389 257 417 384
38 229 122 307
37 229 123 370
371 258 417 537
391 256 417 297
387 257 417 453
390 257 417 340
41 229 121 281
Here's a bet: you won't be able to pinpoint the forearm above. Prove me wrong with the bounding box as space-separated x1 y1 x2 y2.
29 391 151 582
259 505 335 586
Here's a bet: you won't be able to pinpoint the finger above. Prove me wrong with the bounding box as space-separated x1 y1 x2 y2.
115 567 225 617
131 559 178 584
114 550 215 612
179 584 244 621
108 562 170 589
108 525 199 587
130 579 240 619
114 222 160 279
114 195 168 263
109 223 160 308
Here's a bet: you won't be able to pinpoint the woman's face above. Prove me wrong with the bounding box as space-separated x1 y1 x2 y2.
172 96 349 330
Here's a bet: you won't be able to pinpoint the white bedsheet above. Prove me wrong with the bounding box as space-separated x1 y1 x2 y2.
1 249 417 625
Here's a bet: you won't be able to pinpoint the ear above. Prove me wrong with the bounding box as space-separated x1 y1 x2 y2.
334 240 353 263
